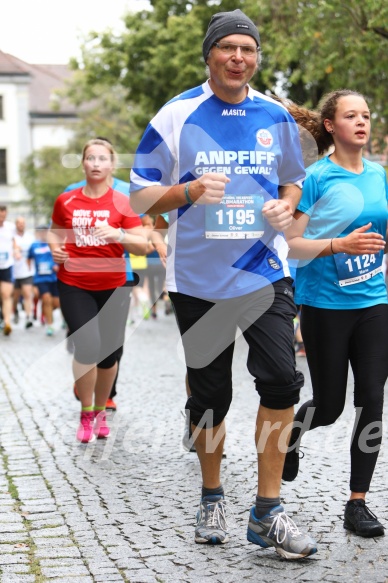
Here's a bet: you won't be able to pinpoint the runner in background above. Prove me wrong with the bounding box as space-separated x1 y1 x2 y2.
143 214 170 319
129 218 150 322
64 137 137 410
0 205 19 336
49 138 147 443
13 216 35 329
28 225 60 337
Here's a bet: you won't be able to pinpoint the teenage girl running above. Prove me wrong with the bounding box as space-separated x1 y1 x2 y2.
283 90 388 538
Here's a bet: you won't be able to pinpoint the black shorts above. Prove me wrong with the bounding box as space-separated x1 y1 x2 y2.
36 281 59 297
170 278 304 427
14 276 34 289
0 266 14 283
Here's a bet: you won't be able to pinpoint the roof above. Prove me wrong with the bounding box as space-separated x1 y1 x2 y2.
0 50 30 74
0 50 77 115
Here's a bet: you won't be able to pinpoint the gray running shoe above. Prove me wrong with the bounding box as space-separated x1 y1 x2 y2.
247 505 317 559
181 410 196 452
195 495 229 544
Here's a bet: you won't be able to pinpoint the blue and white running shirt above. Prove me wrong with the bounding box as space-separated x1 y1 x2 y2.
131 81 305 299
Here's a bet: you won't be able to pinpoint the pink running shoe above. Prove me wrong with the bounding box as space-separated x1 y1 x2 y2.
76 411 95 443
94 410 110 439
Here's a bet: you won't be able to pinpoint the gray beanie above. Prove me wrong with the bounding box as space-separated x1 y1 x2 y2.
203 9 260 61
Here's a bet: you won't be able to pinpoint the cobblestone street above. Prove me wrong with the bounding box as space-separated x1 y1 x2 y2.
0 308 387 582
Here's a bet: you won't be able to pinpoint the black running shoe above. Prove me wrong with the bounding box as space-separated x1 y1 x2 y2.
282 446 303 482
344 500 385 538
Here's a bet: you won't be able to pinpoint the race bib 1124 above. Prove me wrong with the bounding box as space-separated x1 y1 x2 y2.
334 252 383 287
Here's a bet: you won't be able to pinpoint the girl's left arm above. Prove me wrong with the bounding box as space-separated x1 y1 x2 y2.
286 210 333 259
287 213 385 259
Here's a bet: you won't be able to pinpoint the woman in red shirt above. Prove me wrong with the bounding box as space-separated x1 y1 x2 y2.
49 138 147 443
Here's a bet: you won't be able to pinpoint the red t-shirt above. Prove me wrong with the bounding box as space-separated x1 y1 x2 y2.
51 187 142 290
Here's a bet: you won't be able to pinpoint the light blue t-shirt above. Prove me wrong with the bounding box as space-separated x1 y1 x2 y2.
294 156 388 309
131 81 305 300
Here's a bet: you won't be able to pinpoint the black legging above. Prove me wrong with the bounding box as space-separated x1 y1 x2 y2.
110 345 123 398
58 281 130 368
294 303 388 492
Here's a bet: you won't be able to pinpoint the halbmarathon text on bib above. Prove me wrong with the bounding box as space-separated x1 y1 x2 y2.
205 195 265 240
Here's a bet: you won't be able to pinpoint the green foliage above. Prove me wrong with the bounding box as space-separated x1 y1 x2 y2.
250 0 388 139
20 147 81 220
20 86 137 212
66 83 141 170
66 0 387 139
22 0 387 215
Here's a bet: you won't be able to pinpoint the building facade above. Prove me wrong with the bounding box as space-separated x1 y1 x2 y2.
0 51 77 217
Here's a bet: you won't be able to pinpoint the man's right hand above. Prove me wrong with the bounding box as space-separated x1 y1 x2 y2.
189 173 230 205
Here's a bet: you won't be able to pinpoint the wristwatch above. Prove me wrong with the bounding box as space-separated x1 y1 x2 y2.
118 228 125 243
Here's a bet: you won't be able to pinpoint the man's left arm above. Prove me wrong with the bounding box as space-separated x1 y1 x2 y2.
262 184 302 232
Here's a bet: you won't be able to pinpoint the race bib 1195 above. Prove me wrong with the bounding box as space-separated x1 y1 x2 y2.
205 194 265 240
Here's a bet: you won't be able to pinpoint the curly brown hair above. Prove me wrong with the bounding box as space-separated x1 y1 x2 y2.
272 90 366 157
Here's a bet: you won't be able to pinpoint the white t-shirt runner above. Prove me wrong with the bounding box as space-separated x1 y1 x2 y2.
14 231 35 279
0 221 16 270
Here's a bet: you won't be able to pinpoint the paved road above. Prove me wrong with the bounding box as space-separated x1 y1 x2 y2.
0 307 387 582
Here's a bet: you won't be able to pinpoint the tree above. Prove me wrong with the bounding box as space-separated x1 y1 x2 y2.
249 0 388 141
67 0 387 141
21 0 387 216
20 147 81 221
70 5 208 133
62 81 142 178
20 83 142 215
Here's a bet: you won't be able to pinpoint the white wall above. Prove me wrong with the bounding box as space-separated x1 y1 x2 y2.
0 79 76 210
0 80 31 186
31 121 75 151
